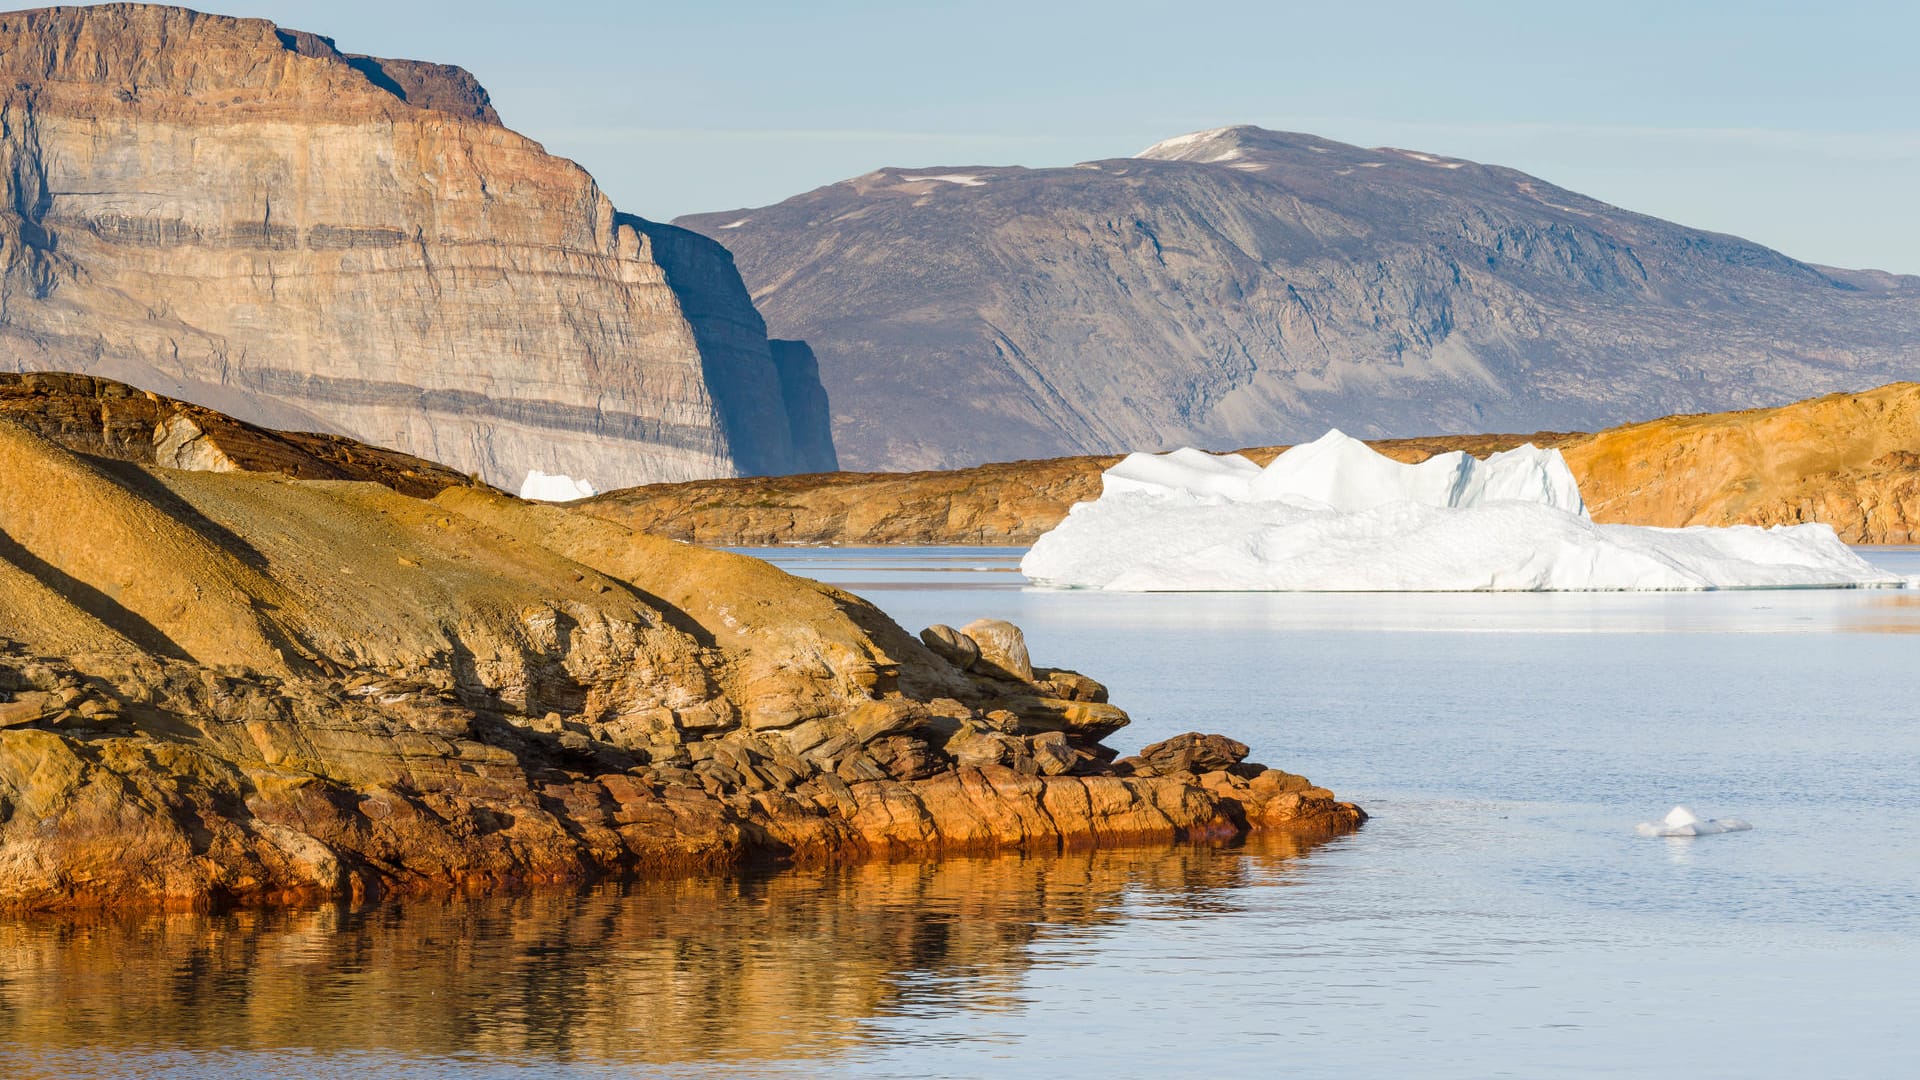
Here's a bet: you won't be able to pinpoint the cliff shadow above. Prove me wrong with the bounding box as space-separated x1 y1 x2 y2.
0 528 192 661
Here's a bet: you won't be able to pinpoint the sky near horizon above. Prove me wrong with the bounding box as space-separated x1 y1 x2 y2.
188 0 1919 273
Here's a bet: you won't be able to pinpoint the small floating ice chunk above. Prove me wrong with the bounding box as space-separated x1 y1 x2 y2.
1636 805 1753 837
519 470 598 503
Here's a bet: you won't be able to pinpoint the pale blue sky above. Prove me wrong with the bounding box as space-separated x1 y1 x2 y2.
200 1 1918 272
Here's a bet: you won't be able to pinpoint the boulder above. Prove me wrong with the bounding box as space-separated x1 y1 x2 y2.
1034 668 1109 703
1027 731 1079 777
1000 697 1131 742
1133 733 1251 777
943 722 1017 769
960 618 1035 682
918 625 981 671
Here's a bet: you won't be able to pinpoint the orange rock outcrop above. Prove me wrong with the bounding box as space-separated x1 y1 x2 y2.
587 385 1920 546
0 405 1360 912
1562 383 1920 543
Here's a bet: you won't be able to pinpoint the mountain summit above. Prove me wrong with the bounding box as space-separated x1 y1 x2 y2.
679 125 1919 471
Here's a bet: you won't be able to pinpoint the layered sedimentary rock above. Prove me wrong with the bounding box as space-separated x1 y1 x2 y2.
0 4 835 488
1 371 476 498
585 385 1920 546
679 125 1920 471
0 416 1359 911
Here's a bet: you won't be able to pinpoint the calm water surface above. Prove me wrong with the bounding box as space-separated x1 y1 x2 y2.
4 547 1918 1078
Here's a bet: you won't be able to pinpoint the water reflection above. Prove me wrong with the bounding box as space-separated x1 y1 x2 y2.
739 545 1920 635
0 833 1335 1071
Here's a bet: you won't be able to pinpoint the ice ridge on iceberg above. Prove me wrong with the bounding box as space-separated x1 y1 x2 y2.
1636 806 1753 837
519 470 598 503
1020 431 1906 592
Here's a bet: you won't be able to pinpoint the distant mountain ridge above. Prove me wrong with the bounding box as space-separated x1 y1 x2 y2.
0 3 836 487
678 125 1920 471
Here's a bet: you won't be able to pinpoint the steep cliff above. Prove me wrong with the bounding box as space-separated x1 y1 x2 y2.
679 126 1920 471
0 3 835 487
585 386 1920 546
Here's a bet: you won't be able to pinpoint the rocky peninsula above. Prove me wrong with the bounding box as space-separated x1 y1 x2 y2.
0 377 1362 912
587 383 1920 546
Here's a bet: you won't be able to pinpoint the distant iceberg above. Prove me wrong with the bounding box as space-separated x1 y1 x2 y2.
519 470 598 503
1020 431 1906 591
1637 806 1753 837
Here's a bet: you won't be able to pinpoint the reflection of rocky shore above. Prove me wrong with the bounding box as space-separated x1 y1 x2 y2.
0 834 1336 1068
0 386 1360 911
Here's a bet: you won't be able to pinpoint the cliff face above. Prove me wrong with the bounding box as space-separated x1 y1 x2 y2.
0 409 1357 911
0 3 835 487
678 126 1920 471
585 385 1920 546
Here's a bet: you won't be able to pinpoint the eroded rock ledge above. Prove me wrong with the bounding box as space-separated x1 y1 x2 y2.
0 418 1360 911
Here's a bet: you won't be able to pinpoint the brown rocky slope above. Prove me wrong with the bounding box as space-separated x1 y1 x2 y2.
588 384 1920 546
0 413 1361 912
0 4 835 488
1 371 477 499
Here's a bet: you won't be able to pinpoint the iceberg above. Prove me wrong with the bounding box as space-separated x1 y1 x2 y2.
519 470 598 503
1020 431 1906 592
1636 806 1753 837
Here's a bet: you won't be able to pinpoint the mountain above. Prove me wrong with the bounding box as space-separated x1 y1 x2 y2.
677 125 1920 471
0 4 836 488
586 384 1920 547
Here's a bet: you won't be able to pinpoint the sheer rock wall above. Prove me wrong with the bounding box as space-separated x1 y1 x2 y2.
0 4 835 488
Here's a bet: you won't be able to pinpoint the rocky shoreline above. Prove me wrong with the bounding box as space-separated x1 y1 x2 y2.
584 383 1920 547
0 409 1361 912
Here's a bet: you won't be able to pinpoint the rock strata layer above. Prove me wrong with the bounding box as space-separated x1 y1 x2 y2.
1 371 477 499
0 3 835 488
585 384 1920 545
0 414 1360 911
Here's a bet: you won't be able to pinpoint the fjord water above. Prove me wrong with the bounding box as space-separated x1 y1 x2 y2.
6 548 1918 1078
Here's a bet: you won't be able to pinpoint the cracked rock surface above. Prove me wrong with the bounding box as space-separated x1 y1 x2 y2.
0 414 1361 911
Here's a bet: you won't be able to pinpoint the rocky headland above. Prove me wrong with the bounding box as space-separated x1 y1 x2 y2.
0 3 835 488
588 384 1920 546
680 126 1920 471
0 389 1361 912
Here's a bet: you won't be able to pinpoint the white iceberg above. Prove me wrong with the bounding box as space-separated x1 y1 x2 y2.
518 470 598 503
1636 806 1753 837
1020 431 1906 592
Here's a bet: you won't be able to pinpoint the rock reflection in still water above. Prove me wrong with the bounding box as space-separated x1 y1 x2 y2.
0 832 1334 1069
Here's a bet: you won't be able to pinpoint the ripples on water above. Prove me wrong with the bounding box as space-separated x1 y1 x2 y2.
4 547 1918 1078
